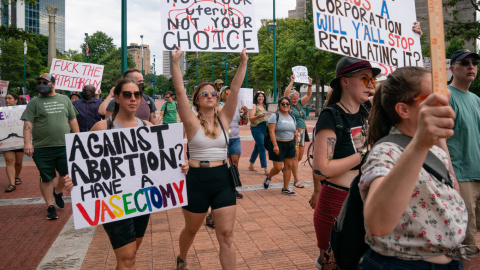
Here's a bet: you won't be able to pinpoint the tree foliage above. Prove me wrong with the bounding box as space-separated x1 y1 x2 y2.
443 0 480 44
97 48 136 93
81 31 116 64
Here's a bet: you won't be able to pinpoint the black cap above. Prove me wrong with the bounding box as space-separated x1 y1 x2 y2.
450 49 480 64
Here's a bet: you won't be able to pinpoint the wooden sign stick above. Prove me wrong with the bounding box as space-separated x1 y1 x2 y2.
427 0 449 98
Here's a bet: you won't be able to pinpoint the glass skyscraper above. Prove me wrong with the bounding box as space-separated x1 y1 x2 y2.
25 0 40 34
39 0 65 52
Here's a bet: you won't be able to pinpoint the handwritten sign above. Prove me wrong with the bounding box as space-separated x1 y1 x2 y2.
292 66 309 84
0 105 26 152
0 80 9 97
313 0 423 67
50 58 104 92
237 88 253 109
65 123 187 229
160 0 259 52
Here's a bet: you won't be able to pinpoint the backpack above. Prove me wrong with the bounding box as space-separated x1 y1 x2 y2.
320 103 370 144
330 134 453 270
264 112 295 151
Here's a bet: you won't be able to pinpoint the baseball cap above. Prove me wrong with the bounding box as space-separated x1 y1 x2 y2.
450 49 480 64
214 79 224 85
36 73 56 83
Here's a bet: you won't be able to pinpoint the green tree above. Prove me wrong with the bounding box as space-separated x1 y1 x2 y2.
81 31 115 64
97 47 135 94
443 0 480 44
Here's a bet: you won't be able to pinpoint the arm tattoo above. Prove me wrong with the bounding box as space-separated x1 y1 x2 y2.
23 122 31 131
326 137 336 160
314 169 329 179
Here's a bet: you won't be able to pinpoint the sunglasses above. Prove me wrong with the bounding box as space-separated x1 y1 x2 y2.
224 90 230 95
456 60 478 66
345 75 376 86
404 94 430 104
165 96 171 99
37 81 49 85
200 91 218 98
280 102 290 106
257 91 265 94
121 91 142 99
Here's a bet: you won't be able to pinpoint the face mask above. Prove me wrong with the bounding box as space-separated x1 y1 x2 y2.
81 92 90 100
138 83 144 91
38 84 51 94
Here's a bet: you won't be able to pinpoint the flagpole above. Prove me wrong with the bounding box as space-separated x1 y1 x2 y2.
23 40 27 95
85 33 89 63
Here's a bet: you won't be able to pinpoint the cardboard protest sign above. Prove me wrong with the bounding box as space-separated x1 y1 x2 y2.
50 58 104 92
313 0 422 67
0 105 26 152
0 80 9 97
66 123 187 229
237 88 253 109
160 0 259 52
292 66 309 84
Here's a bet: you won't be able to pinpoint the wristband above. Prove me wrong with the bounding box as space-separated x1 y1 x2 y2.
308 84 312 87
358 149 368 159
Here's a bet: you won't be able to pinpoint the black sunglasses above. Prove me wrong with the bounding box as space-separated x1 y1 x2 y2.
457 60 478 66
280 102 290 106
37 81 49 85
121 91 142 99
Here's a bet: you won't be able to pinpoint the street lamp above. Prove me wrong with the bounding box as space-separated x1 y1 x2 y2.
85 33 88 63
140 35 144 75
221 53 227 85
121 0 127 73
153 55 156 99
272 0 277 104
211 52 215 82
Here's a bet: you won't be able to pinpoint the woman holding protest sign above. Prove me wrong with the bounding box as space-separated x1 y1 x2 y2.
3 92 24 192
171 46 247 270
310 57 379 268
64 78 189 270
283 74 313 189
359 67 470 269
248 91 269 175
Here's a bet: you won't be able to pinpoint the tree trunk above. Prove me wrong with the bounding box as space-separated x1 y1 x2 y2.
320 78 326 109
315 76 321 117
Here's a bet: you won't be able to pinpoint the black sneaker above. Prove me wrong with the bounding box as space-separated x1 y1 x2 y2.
263 177 271 189
47 205 58 220
235 189 243 199
315 255 322 269
53 188 64 208
281 188 297 196
176 255 189 270
205 213 215 228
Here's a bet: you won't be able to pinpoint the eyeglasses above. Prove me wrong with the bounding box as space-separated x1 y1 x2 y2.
37 81 49 85
404 94 430 104
456 60 478 66
200 91 218 98
345 75 376 87
280 102 290 106
121 91 142 99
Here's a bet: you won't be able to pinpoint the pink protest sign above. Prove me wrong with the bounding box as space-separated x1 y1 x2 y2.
50 58 104 92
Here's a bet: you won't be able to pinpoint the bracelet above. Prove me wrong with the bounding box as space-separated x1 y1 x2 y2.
308 84 312 87
358 149 368 159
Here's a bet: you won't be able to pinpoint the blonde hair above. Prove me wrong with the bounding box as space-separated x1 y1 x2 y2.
193 81 220 136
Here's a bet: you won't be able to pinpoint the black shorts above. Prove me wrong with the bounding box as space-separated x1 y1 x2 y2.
268 140 296 162
183 164 236 214
32 147 68 182
103 214 150 250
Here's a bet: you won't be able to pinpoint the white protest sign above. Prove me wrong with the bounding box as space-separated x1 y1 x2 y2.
50 58 104 92
371 62 395 81
292 66 309 84
313 0 423 67
0 105 26 152
160 0 259 52
237 88 253 109
0 80 9 97
65 123 187 229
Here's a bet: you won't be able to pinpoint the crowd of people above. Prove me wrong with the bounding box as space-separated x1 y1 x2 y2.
2 37 480 269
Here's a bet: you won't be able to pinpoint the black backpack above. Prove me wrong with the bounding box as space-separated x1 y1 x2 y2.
264 112 295 151
330 134 453 270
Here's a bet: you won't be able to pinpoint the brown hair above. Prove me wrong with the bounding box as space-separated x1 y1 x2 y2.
165 91 174 97
192 80 220 136
110 78 142 128
277 96 292 114
122 68 142 80
367 67 430 145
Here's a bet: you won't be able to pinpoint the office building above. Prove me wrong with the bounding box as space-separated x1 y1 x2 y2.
288 0 306 19
162 51 186 78
128 43 151 75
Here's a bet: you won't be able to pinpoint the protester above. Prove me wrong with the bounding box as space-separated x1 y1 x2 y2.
360 66 468 269
98 68 158 124
18 96 28 105
284 74 313 189
311 57 379 268
3 93 24 192
248 91 269 175
263 96 297 196
446 49 480 270
72 85 102 132
70 92 81 103
214 79 225 92
159 91 178 124
172 46 247 270
21 73 79 220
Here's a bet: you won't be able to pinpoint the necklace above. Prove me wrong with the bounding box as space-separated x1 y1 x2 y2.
339 101 353 114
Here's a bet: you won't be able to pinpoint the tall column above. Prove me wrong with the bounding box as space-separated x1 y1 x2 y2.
46 6 58 66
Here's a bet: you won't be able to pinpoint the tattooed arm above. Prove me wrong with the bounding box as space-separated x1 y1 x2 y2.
23 121 34 157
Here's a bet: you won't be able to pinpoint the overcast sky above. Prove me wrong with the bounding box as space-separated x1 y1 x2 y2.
65 1 297 74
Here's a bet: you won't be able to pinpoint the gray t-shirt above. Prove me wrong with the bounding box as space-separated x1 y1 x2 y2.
268 113 296 140
229 110 241 139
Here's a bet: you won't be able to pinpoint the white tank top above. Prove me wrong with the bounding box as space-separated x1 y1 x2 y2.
188 126 228 161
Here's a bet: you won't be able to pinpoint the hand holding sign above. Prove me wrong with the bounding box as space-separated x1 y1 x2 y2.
291 66 309 84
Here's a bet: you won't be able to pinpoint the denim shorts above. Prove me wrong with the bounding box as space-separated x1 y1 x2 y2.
228 137 241 155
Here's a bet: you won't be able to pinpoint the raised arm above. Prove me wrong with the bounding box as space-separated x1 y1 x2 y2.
284 75 295 97
219 48 248 126
301 77 313 107
171 47 198 130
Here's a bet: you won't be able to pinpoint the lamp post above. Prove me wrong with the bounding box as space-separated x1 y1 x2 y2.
211 52 215 82
153 55 156 99
221 53 227 85
85 33 88 63
23 40 27 94
272 0 277 104
140 35 144 75
195 52 198 86
121 0 127 73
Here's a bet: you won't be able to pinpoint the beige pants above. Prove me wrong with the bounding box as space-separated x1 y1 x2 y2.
459 181 480 245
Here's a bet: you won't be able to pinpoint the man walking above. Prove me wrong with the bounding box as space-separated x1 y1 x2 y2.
159 91 178 124
21 73 79 220
446 49 480 269
73 85 102 132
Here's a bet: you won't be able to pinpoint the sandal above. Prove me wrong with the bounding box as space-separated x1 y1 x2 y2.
5 185 16 192
15 178 22 185
294 181 305 188
248 164 258 172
